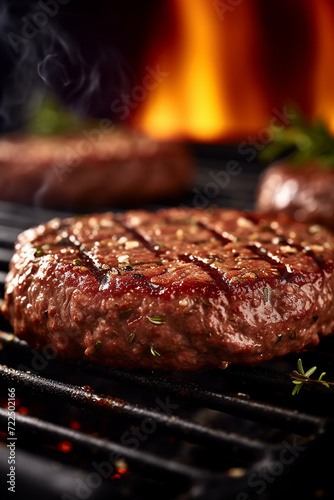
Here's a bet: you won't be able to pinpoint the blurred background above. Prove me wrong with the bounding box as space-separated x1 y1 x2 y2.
1 0 334 212
1 0 334 141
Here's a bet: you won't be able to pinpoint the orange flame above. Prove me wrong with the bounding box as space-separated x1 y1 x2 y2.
310 0 334 133
132 0 268 142
131 0 334 143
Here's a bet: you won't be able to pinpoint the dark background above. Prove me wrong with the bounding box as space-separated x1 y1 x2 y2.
0 0 162 133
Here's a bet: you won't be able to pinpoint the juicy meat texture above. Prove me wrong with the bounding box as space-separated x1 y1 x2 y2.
2 208 334 371
256 160 334 229
0 129 193 210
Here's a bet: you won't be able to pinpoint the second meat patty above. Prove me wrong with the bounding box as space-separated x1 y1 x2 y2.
2 208 334 371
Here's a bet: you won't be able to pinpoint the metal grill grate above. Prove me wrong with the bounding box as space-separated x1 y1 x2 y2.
0 160 334 500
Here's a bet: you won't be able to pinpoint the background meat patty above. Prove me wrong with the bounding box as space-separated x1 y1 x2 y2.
0 128 193 210
2 207 334 371
255 160 334 229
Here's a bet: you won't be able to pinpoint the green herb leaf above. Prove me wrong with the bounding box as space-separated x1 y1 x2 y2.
34 247 45 257
148 317 166 325
119 308 133 319
127 333 136 344
257 107 334 167
292 384 302 396
297 358 305 376
150 345 161 357
305 366 317 378
25 94 98 135
94 341 102 351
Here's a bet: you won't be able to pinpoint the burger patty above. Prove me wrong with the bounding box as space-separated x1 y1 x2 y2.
0 128 193 210
2 207 334 371
255 160 334 229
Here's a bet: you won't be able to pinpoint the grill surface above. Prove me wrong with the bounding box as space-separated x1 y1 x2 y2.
1 155 334 499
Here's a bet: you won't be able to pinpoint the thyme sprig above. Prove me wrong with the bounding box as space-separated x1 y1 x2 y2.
291 358 332 395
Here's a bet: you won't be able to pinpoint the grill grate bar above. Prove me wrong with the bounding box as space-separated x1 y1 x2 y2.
0 248 13 267
0 407 206 484
0 333 325 437
0 225 22 248
0 271 7 286
0 362 268 458
87 365 326 436
0 201 71 228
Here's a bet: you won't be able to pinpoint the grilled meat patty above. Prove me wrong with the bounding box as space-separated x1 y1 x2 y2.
2 208 334 371
256 160 334 229
0 129 193 210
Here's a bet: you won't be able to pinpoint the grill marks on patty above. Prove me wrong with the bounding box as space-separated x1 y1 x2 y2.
34 209 332 297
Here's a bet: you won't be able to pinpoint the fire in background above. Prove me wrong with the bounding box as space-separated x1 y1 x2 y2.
0 0 334 143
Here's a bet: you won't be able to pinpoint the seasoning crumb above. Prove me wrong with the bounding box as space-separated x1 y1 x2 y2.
125 241 139 250
237 217 253 228
308 225 322 234
242 272 258 279
118 254 130 264
226 467 246 478
176 229 184 239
